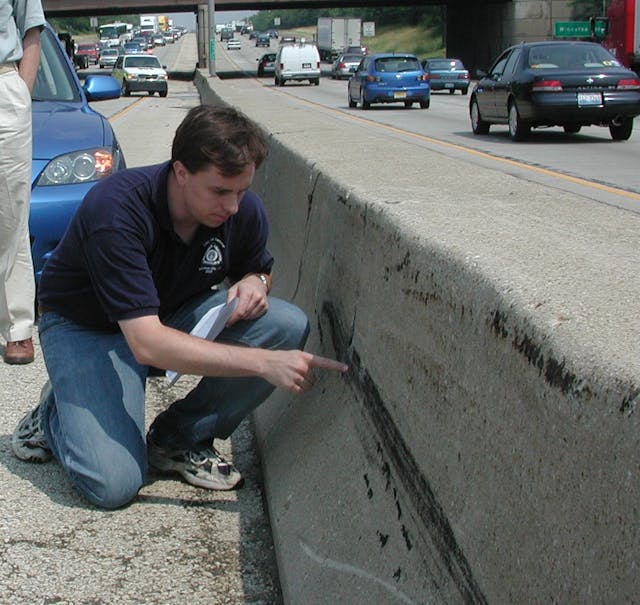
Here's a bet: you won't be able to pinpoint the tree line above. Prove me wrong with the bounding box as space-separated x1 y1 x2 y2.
50 7 445 37
250 6 444 32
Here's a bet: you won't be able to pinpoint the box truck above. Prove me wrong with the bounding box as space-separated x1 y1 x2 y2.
316 17 362 61
140 15 158 35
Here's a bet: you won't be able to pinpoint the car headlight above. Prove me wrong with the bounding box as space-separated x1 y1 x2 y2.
36 148 116 186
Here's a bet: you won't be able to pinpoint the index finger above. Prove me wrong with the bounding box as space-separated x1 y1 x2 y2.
309 355 349 373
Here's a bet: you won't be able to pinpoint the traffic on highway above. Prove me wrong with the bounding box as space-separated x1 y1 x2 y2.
83 30 640 214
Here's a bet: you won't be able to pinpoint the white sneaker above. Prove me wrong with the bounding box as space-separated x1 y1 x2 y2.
12 404 52 463
147 438 243 490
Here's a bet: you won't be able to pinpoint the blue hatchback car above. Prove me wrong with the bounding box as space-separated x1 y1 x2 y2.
348 52 430 109
30 24 125 281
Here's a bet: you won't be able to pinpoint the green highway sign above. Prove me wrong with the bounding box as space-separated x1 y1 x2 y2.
554 20 607 37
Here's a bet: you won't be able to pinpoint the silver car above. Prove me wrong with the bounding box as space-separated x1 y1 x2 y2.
98 48 119 69
330 53 363 80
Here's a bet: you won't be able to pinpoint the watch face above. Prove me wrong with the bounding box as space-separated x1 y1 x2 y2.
257 274 270 292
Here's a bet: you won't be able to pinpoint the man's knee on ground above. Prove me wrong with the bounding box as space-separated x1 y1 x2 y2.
70 457 145 509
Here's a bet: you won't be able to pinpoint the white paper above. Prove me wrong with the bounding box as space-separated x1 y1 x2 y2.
165 297 239 386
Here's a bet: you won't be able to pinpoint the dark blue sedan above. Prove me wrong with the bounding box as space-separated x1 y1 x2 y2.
469 40 640 141
347 52 430 109
30 24 125 281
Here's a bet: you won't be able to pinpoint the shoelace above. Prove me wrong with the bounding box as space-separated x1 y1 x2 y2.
188 449 232 475
17 409 47 444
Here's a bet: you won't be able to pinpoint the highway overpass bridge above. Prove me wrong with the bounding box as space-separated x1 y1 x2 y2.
42 0 577 78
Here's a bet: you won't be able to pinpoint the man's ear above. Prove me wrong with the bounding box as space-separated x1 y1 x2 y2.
172 160 188 185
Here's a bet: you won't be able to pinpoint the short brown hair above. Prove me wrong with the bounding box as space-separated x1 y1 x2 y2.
171 104 269 176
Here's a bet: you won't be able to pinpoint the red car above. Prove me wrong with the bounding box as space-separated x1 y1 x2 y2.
76 43 100 65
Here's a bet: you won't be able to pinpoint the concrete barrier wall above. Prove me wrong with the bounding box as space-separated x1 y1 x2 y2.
195 71 640 604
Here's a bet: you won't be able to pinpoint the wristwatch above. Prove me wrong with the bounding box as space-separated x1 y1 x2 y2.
257 273 271 293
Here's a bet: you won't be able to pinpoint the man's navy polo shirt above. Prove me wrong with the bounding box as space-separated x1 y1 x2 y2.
38 161 274 331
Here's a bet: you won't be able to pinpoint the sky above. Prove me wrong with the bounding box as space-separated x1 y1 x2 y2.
166 10 257 30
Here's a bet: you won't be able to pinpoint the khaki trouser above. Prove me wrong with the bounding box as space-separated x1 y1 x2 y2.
0 64 35 343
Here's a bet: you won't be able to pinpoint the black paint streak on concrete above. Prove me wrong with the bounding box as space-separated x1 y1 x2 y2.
492 310 638 412
378 531 389 548
321 301 489 605
620 389 640 414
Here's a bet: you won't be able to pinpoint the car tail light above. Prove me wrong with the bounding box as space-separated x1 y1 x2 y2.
617 78 640 90
459 73 470 80
532 79 563 91
418 74 429 81
366 75 377 82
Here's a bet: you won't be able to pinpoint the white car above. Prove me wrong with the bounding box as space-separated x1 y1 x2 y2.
226 38 241 50
112 54 168 97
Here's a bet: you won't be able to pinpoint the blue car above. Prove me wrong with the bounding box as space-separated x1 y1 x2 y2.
348 52 430 109
30 24 125 281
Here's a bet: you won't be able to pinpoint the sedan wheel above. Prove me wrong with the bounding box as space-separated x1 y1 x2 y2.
609 117 633 141
508 101 530 141
348 91 357 108
470 98 489 135
563 124 582 134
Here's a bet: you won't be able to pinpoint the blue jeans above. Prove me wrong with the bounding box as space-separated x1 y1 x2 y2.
38 289 309 509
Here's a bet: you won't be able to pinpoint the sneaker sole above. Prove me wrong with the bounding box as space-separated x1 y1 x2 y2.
11 439 52 463
149 460 244 491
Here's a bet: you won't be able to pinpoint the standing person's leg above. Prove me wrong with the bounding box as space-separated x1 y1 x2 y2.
148 289 310 489
0 69 35 364
12 312 148 509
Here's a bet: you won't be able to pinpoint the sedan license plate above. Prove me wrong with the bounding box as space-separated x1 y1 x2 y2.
577 92 602 106
393 91 407 99
302 62 311 69
444 82 454 88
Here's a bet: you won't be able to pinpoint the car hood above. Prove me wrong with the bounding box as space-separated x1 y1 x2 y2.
31 101 110 177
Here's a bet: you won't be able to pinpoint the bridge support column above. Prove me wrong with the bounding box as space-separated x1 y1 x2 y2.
197 4 207 69
208 0 216 76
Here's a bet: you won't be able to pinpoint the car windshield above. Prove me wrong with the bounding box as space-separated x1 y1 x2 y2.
32 27 80 102
125 56 161 68
527 44 622 69
375 57 421 72
428 59 464 70
342 55 362 63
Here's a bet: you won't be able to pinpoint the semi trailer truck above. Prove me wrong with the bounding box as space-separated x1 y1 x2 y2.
316 17 362 61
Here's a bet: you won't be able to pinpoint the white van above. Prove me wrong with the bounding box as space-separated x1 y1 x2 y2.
274 41 321 86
